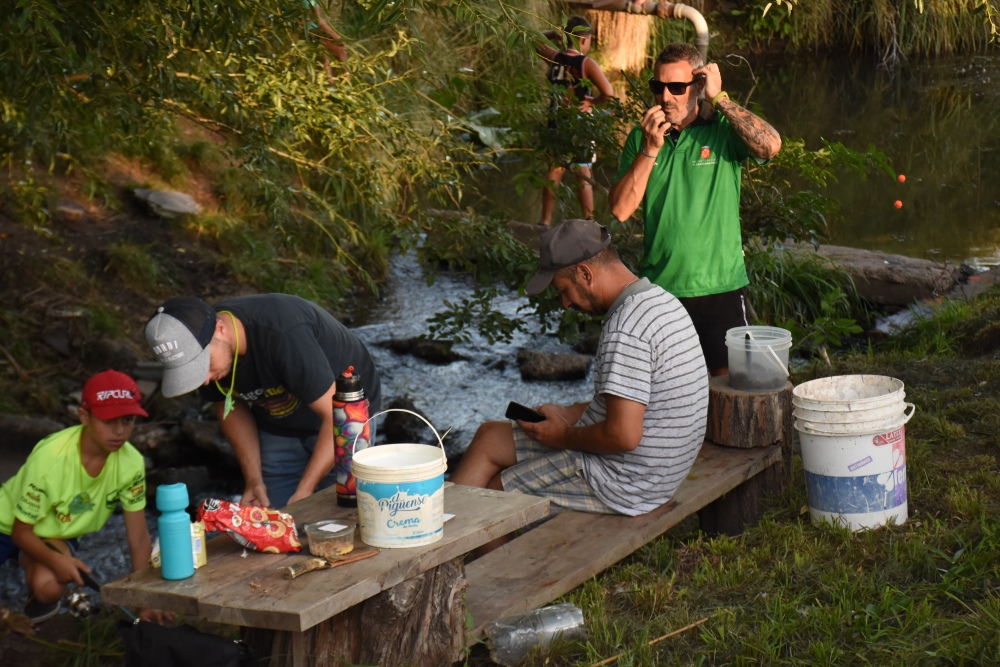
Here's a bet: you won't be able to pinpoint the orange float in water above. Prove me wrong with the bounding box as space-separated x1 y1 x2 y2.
898 174 906 183
894 200 903 209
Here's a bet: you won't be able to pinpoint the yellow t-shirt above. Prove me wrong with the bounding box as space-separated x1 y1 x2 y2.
0 424 146 539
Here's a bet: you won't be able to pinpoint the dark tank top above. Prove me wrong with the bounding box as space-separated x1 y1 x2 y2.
546 51 589 104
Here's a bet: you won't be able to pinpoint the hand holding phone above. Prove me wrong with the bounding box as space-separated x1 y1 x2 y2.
505 401 546 423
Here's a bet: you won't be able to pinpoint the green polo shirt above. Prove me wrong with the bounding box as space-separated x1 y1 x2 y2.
615 113 755 298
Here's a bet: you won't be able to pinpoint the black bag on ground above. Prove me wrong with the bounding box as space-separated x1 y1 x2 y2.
117 619 258 667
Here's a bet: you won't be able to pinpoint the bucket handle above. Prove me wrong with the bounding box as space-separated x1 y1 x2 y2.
900 402 915 424
350 409 448 463
744 330 789 378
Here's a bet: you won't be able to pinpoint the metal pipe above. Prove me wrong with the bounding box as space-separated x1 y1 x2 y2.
566 1 710 62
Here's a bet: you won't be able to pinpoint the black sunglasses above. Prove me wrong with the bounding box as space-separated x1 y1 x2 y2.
648 73 705 96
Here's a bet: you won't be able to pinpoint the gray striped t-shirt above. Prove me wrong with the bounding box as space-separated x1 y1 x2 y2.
578 281 709 515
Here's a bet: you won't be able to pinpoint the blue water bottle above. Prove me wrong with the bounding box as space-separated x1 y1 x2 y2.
156 470 194 580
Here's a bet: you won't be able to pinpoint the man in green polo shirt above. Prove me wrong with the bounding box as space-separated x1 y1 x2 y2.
608 43 782 375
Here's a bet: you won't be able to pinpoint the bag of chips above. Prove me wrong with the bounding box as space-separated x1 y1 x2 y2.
196 499 301 553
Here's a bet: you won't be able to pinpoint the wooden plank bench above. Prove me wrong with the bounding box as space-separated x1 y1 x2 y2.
464 378 794 643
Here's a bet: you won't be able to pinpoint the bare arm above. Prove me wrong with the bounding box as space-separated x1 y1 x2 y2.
314 7 347 62
713 96 782 159
123 509 176 624
581 58 615 108
215 401 269 507
608 106 671 221
286 382 338 505
520 394 645 454
694 62 781 160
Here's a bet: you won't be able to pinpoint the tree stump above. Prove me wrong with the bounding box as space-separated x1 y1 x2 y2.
698 377 794 536
244 558 467 667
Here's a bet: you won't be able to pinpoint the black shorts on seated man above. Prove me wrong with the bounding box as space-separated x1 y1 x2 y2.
145 293 382 509
451 220 709 529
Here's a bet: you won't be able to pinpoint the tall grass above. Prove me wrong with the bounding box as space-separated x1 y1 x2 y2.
733 0 997 63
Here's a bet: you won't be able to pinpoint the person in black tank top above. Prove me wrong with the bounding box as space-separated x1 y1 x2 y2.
535 16 615 227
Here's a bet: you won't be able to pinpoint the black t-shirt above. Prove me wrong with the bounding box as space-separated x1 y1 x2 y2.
199 294 382 437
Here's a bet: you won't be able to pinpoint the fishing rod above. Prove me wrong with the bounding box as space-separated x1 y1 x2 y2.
620 69 652 110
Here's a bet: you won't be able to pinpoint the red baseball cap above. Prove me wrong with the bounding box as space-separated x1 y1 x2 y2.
80 370 149 421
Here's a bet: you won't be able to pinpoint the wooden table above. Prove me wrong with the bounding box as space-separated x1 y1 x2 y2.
103 483 549 666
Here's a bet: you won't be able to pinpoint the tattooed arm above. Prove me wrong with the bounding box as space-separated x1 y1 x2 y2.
714 96 782 159
693 62 781 160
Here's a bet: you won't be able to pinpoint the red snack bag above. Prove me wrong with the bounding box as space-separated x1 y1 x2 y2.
196 499 301 553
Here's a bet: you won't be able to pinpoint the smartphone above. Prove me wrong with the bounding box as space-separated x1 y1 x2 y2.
505 401 546 423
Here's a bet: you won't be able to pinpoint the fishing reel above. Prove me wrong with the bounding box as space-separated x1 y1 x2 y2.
65 589 99 619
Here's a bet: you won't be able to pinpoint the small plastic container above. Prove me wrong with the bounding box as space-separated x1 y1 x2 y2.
305 520 356 560
725 326 792 392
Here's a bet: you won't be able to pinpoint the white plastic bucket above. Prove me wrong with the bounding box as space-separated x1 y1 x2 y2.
794 374 912 531
351 410 448 549
792 375 904 411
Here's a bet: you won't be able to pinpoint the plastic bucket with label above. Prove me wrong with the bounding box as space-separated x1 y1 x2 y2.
794 375 914 530
351 410 448 548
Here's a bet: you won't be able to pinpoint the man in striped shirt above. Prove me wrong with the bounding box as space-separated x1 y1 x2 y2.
451 219 708 516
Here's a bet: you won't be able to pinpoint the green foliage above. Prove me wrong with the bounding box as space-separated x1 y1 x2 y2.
746 240 866 353
1 0 550 302
741 138 894 248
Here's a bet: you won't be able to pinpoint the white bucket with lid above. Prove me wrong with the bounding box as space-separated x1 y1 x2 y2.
351 410 448 549
725 326 792 392
794 375 912 531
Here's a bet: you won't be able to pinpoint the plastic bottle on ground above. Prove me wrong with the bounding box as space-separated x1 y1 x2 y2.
484 602 587 666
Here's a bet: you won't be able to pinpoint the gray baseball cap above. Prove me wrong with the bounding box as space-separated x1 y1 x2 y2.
145 297 217 398
526 219 612 295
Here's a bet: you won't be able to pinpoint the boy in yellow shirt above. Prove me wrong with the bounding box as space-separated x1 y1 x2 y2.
0 370 172 624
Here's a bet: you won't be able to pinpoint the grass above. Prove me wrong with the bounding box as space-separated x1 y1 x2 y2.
488 289 1000 666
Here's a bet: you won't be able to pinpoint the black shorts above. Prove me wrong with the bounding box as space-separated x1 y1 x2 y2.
678 287 751 372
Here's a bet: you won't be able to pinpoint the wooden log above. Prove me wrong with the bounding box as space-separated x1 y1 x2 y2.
705 377 793 449
699 378 795 536
245 558 467 667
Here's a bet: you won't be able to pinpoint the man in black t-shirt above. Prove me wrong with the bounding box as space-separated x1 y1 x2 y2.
145 294 381 508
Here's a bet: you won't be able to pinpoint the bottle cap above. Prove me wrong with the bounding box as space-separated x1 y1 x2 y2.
156 470 189 512
335 366 364 398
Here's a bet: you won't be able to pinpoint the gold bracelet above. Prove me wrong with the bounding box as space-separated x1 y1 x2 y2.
711 91 730 108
